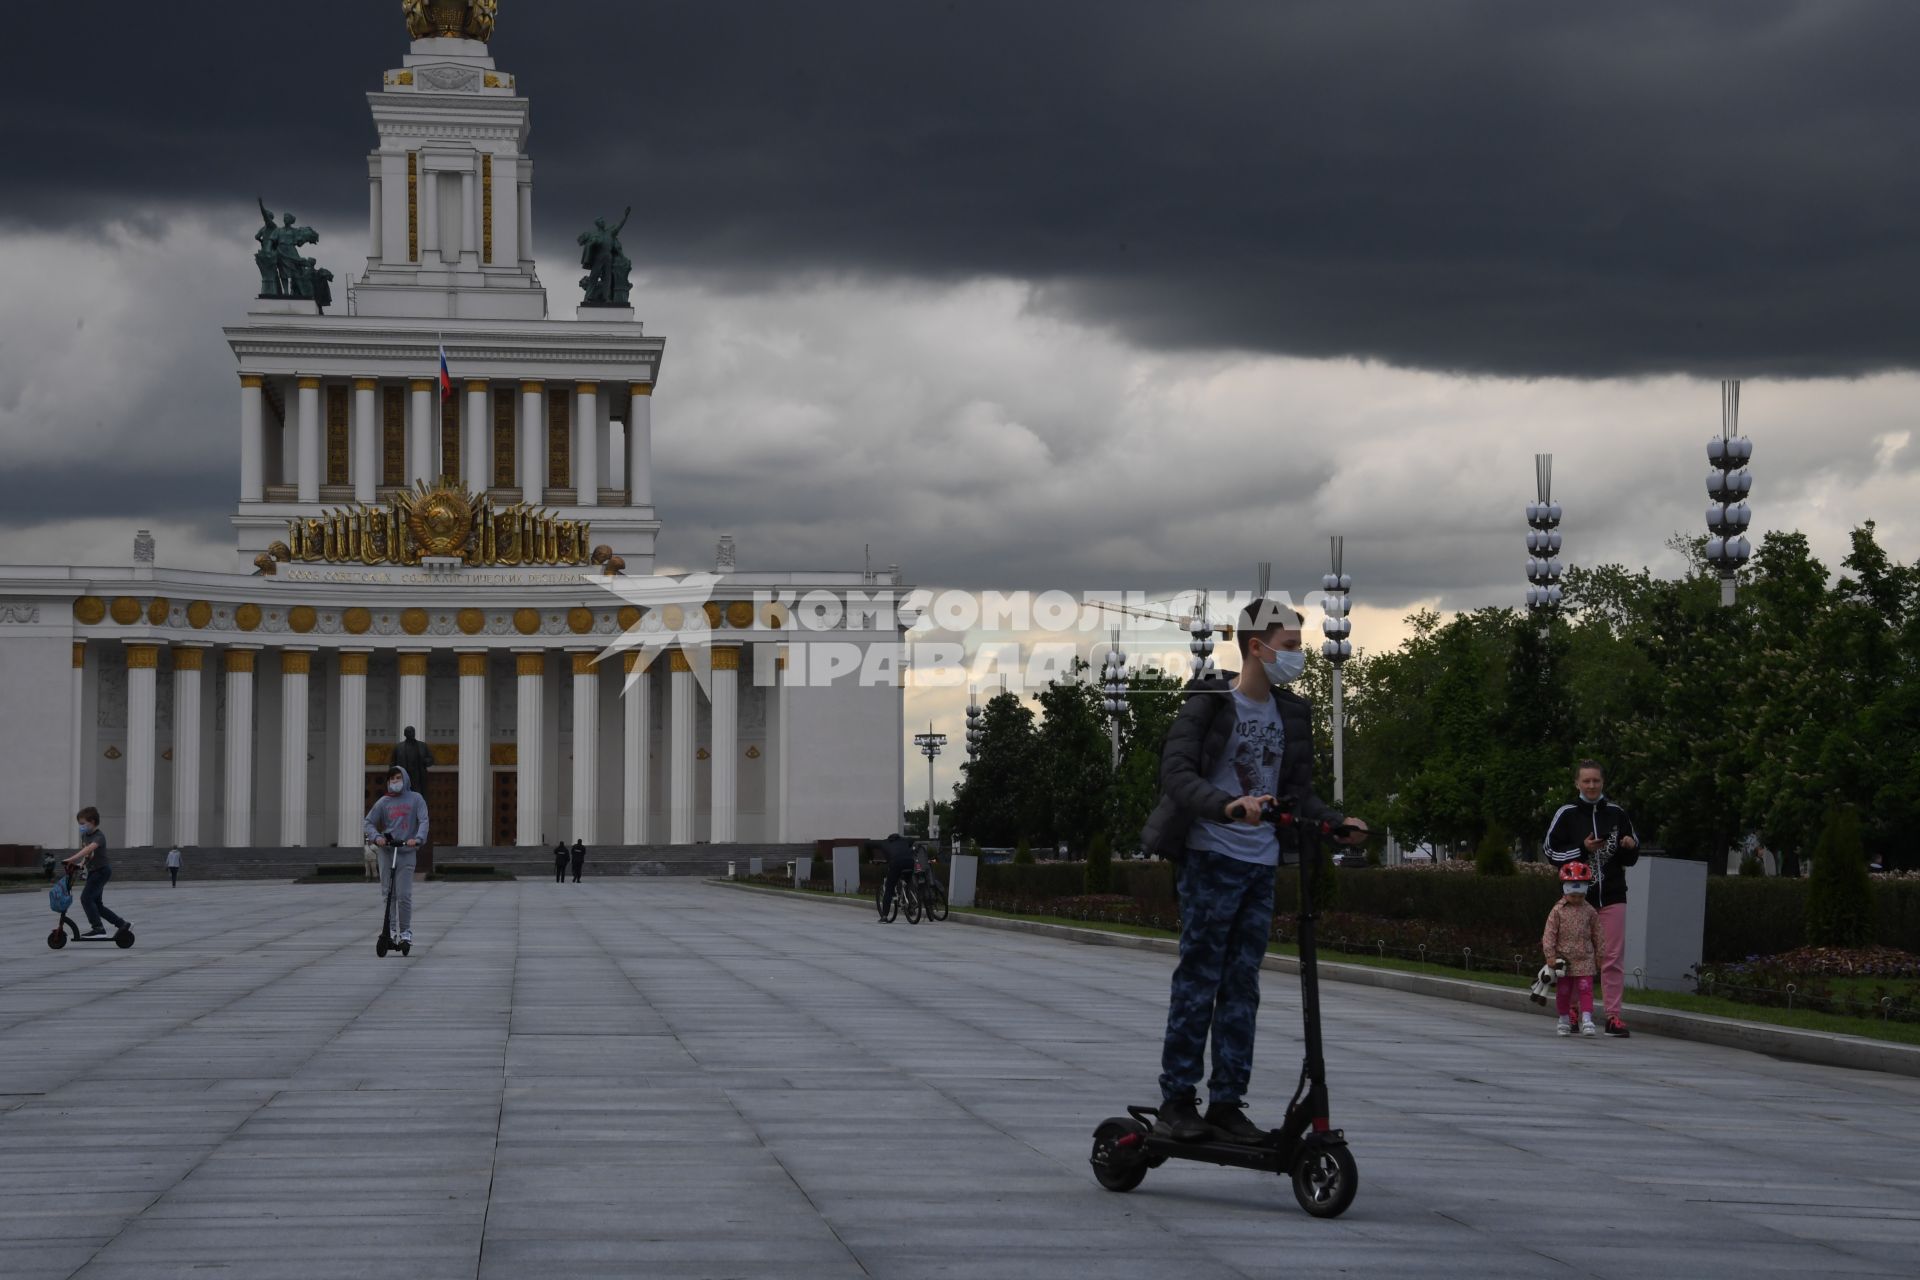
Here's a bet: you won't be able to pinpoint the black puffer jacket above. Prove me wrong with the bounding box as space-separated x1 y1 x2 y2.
1140 671 1341 862
1544 796 1640 909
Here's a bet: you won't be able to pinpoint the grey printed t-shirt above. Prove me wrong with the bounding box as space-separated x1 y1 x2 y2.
1188 690 1286 866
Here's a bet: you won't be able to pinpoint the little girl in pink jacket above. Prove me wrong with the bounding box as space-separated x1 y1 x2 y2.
1542 863 1606 1037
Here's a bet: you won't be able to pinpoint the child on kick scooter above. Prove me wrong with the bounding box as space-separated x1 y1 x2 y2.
1541 863 1605 1037
64 806 131 939
363 765 429 947
1139 597 1368 1143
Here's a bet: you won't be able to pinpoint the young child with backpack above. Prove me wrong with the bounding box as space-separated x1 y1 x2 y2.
1541 862 1605 1037
63 806 131 939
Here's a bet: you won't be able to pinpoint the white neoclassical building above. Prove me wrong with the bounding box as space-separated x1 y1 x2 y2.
0 10 906 852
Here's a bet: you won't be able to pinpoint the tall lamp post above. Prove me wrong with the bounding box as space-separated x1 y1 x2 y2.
1188 591 1216 681
1525 453 1564 615
1705 379 1754 606
1100 627 1126 769
1320 537 1353 805
913 723 947 842
965 689 983 763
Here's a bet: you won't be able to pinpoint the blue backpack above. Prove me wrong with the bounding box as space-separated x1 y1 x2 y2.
49 876 72 914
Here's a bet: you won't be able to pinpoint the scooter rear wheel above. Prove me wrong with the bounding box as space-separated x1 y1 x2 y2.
376 937 390 957
114 929 135 949
1291 1143 1357 1218
1089 1119 1150 1192
47 928 67 950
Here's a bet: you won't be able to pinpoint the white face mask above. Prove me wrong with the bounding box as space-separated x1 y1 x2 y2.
1562 885 1587 897
1259 644 1306 685
388 779 405 794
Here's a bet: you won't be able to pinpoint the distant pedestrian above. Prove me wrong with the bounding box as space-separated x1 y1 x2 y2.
570 839 586 883
165 846 182 887
1541 863 1605 1037
1545 759 1640 1038
553 841 569 884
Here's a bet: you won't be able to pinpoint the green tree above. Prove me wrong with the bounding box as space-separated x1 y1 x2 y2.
1030 660 1115 851
1805 802 1871 946
1012 838 1034 866
1475 818 1516 876
1109 665 1185 850
951 689 1037 847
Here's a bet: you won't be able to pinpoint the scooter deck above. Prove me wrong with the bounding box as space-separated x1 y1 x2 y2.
1139 1129 1293 1173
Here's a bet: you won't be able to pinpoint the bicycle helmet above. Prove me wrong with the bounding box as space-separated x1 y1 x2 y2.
1559 862 1594 892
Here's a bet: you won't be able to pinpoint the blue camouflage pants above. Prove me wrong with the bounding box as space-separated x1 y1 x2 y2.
1159 850 1275 1106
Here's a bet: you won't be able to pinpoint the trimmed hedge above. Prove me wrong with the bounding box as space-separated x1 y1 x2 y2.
971 861 1920 962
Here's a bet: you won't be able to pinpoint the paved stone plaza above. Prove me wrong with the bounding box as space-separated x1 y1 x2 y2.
3 879 1918 1279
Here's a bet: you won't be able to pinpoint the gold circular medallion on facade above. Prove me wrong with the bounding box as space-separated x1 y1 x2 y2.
186 600 213 629
110 597 141 625
73 596 106 625
513 607 541 635
725 601 754 629
343 607 372 635
703 602 724 627
457 608 486 634
234 603 263 632
400 608 430 635
146 598 171 625
617 605 642 630
288 605 318 633
405 482 475 558
660 604 684 630
567 607 594 634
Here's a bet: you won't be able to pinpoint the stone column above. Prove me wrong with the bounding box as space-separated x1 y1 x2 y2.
422 162 439 262
775 649 790 842
124 643 161 848
397 650 428 741
710 646 739 843
368 167 383 261
296 376 321 503
669 650 695 844
70 642 85 819
409 379 435 485
240 374 264 502
628 382 653 507
575 382 599 506
224 648 258 847
458 651 487 846
336 651 370 848
515 651 545 846
622 651 650 845
520 380 545 505
461 169 479 262
280 649 313 845
518 179 534 262
352 378 378 502
170 647 206 846
464 380 489 495
570 651 600 842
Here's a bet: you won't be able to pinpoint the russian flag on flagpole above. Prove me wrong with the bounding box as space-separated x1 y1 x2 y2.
437 343 453 400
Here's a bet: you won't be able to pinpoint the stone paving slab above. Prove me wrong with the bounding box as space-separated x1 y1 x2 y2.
4 879 1919 1279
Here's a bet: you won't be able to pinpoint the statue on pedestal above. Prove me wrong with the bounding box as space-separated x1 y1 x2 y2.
577 208 633 307
253 198 327 309
391 726 436 782
404 0 497 42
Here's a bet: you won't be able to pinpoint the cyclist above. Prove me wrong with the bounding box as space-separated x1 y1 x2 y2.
876 832 917 922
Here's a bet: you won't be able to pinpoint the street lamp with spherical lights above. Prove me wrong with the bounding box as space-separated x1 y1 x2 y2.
1705 379 1755 607
1321 537 1353 804
1525 454 1564 615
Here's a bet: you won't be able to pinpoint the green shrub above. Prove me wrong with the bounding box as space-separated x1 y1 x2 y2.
1013 839 1034 866
1739 852 1764 876
1475 820 1516 876
1806 804 1872 947
1084 833 1113 894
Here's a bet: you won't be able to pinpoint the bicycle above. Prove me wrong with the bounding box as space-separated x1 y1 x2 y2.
912 859 948 922
876 872 923 924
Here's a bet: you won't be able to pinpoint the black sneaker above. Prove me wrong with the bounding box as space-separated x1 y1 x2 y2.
82 928 107 938
1604 1017 1631 1039
1205 1100 1271 1145
1157 1092 1211 1143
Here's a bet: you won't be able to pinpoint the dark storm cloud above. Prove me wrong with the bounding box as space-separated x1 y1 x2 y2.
4 1 1917 380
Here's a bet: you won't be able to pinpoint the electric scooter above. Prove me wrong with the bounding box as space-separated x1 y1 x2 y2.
45 872 135 950
373 843 411 958
1089 802 1359 1218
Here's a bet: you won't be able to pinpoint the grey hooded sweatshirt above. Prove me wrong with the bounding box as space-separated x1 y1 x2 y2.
363 766 430 846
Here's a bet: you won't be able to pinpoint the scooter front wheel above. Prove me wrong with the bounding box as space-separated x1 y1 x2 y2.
47 928 67 950
376 937 390 957
1089 1119 1150 1192
1291 1142 1357 1218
